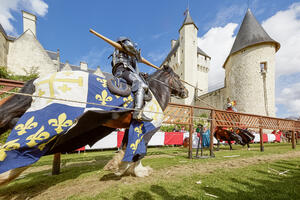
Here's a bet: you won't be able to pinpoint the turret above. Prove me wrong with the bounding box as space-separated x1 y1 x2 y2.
223 9 280 116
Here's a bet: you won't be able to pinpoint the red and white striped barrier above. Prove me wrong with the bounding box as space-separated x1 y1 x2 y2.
77 132 281 151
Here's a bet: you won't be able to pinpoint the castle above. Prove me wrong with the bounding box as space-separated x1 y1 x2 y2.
162 9 280 117
0 11 104 77
0 9 280 117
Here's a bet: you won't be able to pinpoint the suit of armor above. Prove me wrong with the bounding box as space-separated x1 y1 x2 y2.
111 37 152 122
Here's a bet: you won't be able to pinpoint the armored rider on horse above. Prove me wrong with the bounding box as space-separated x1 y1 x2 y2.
110 37 152 122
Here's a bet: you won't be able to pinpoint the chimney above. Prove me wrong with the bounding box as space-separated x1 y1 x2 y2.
80 62 88 71
22 11 37 36
171 40 177 48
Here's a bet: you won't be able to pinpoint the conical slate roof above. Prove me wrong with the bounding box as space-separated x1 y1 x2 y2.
223 9 280 68
179 10 198 31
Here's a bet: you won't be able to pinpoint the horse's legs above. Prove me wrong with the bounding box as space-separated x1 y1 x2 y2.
247 143 250 150
0 166 28 186
217 140 220 151
103 129 129 171
126 160 153 177
228 141 233 150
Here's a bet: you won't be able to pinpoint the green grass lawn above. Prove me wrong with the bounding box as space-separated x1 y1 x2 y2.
0 143 299 200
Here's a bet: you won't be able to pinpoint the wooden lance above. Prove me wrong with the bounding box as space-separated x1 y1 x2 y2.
89 29 203 93
89 29 160 70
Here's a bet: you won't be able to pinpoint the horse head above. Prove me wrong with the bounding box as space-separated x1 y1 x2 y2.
162 65 188 99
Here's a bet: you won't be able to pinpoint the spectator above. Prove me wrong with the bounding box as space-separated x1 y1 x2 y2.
180 126 186 133
202 124 210 148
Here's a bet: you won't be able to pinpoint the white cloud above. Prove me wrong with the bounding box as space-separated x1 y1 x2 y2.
198 23 237 86
262 3 300 77
0 0 48 35
276 82 300 115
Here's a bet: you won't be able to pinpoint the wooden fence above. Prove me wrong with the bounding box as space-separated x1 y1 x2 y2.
0 79 298 174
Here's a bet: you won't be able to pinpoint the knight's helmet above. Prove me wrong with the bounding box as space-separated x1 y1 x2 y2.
116 37 141 60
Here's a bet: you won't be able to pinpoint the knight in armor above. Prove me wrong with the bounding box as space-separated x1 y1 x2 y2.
111 37 152 122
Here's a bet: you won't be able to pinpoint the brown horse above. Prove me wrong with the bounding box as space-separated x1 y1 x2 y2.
214 127 244 150
0 65 188 185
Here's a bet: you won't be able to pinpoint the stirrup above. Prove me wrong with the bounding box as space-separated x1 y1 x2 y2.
133 110 153 122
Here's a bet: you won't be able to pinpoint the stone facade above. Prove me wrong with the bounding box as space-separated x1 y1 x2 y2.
197 87 226 109
224 44 276 116
195 9 279 117
0 31 8 67
162 11 210 105
7 30 57 77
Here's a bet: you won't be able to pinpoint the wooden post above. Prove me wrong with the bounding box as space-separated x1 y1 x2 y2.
52 153 61 175
210 110 216 157
188 107 194 159
291 130 296 149
259 128 264 152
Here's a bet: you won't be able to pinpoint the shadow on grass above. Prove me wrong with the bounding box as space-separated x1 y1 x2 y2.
127 185 198 200
99 173 122 181
203 160 300 200
0 154 113 200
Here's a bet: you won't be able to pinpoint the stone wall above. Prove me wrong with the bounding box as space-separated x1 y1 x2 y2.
7 30 57 76
0 32 8 67
196 87 226 110
224 44 276 116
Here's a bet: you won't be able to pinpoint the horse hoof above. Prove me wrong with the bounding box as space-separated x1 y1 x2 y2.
114 161 131 176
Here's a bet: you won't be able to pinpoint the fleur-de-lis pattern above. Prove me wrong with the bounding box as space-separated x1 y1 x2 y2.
14 116 38 136
96 77 107 87
123 95 133 108
134 124 143 136
38 136 57 151
0 139 20 161
48 113 73 134
130 135 144 154
26 126 50 148
95 90 113 105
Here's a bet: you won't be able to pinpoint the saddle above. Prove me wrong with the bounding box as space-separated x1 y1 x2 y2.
107 73 152 102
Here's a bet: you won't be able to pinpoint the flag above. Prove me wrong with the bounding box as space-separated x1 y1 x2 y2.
0 71 163 173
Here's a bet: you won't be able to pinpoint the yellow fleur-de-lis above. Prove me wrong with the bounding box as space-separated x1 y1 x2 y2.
48 113 73 134
0 139 20 161
38 135 57 151
14 116 38 136
96 77 107 87
26 126 50 148
123 95 133 108
134 124 143 137
95 90 113 105
130 136 144 154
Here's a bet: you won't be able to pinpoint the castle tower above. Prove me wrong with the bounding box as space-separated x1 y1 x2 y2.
223 9 280 116
179 10 208 105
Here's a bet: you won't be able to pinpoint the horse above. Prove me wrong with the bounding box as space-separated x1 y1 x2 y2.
214 127 255 150
233 128 255 150
0 65 188 186
214 126 244 151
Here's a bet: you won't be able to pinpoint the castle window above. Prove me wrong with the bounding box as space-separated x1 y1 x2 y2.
260 62 267 73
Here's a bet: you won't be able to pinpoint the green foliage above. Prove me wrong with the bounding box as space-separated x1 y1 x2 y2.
160 125 176 132
0 66 39 81
0 130 10 144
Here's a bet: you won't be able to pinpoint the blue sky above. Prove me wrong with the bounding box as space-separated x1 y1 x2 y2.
0 0 300 118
